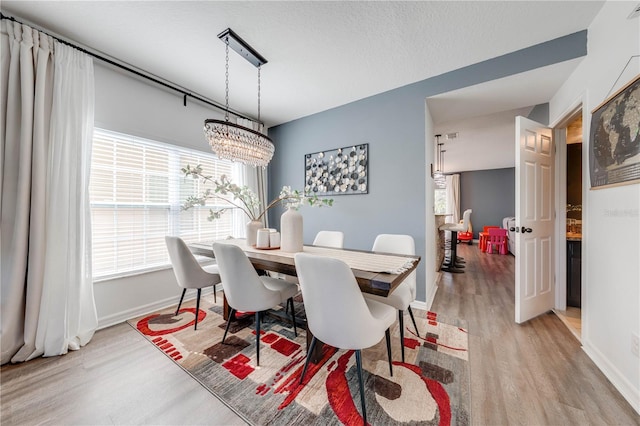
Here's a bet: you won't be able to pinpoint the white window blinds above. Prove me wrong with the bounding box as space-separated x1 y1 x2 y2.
90 129 239 280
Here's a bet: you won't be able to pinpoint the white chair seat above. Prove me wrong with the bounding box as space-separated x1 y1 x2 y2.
202 263 219 275
364 281 412 312
340 299 395 350
439 222 464 232
364 298 397 327
261 276 299 302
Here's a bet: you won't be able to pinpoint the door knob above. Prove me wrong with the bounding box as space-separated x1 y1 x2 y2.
510 227 520 233
522 227 533 233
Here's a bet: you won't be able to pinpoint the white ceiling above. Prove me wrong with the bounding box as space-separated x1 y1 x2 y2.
1 1 605 127
429 58 585 172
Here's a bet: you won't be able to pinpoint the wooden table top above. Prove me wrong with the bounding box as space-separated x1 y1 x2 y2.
189 239 420 297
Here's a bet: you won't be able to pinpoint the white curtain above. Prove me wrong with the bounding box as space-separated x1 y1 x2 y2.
445 174 460 224
1 20 97 364
237 117 270 230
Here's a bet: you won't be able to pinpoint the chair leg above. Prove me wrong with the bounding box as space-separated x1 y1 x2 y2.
355 349 367 425
407 305 420 337
300 336 317 385
385 328 393 377
175 288 187 316
222 308 236 343
213 284 217 304
288 297 297 337
442 231 465 273
398 311 405 363
255 311 261 366
194 288 202 330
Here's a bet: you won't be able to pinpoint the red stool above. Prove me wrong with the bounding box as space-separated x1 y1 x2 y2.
485 228 508 255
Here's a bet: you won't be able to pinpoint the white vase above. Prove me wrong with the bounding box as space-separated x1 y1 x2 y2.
246 220 262 246
280 208 303 253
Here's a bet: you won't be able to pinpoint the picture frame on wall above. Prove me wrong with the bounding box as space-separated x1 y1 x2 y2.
589 74 640 189
304 144 368 196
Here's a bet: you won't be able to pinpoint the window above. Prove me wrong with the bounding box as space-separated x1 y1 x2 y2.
434 188 447 214
90 129 241 280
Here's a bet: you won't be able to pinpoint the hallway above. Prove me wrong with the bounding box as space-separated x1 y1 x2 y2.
432 243 638 425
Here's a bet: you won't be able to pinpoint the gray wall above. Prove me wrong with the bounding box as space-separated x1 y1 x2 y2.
527 103 550 125
267 31 586 302
459 168 516 239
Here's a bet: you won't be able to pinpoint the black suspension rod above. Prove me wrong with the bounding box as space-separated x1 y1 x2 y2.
0 11 253 122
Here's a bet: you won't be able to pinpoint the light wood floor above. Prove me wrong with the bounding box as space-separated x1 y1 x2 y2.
435 244 638 425
1 244 638 425
554 307 582 342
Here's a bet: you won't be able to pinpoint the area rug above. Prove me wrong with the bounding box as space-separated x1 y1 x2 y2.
128 294 470 425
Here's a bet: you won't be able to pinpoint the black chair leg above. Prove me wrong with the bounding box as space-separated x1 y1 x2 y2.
288 297 297 337
407 305 420 337
194 288 202 330
443 231 466 273
398 311 405 363
355 349 367 425
255 311 261 366
222 308 236 343
213 285 217 304
385 328 393 376
300 336 317 385
175 288 186 316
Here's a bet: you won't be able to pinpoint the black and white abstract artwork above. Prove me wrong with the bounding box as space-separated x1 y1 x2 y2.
304 144 368 195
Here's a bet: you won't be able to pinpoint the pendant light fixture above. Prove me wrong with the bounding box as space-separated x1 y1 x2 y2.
433 134 446 188
204 28 275 168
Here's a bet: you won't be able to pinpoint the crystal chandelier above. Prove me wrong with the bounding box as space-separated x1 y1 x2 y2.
204 29 275 168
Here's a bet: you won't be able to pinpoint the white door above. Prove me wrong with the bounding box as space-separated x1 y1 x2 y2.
515 116 555 323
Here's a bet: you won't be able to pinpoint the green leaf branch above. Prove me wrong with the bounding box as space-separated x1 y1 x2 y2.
182 164 333 223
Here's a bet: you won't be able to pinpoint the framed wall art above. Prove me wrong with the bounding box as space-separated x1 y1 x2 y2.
304 144 368 196
589 74 640 189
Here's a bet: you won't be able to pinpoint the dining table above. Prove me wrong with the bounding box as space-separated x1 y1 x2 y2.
189 238 421 363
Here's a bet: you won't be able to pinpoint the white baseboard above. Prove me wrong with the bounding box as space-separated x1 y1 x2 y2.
582 340 640 414
424 282 438 312
97 286 215 330
412 276 439 313
410 300 429 312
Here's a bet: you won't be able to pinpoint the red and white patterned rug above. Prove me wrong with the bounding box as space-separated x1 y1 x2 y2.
128 295 470 425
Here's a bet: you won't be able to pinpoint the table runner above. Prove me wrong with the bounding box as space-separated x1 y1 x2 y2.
215 239 417 275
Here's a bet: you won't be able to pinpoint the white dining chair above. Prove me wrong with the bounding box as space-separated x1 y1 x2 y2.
282 230 345 316
213 242 299 366
312 230 344 248
294 253 395 425
165 236 221 331
363 234 418 363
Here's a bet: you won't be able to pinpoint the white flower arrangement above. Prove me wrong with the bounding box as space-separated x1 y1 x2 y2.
182 164 333 222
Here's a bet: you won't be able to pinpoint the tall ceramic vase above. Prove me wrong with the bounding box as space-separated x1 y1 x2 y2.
280 207 303 253
246 220 262 246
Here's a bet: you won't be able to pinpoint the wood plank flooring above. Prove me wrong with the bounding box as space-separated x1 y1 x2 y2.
0 321 244 425
1 243 638 425
433 244 638 425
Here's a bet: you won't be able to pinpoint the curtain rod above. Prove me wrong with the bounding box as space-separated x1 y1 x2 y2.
0 12 254 122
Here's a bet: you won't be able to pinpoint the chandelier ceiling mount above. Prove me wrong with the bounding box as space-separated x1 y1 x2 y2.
204 28 275 168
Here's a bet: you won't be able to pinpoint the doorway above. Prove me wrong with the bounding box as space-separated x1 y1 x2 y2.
552 108 583 341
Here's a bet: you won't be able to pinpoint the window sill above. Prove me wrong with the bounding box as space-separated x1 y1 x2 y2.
92 257 216 284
